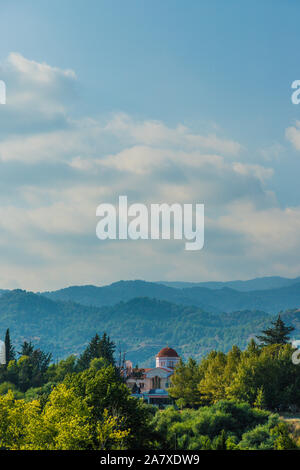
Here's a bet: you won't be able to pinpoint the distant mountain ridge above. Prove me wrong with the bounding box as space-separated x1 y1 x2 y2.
0 287 300 366
0 275 299 365
41 279 300 314
0 289 279 365
158 276 300 291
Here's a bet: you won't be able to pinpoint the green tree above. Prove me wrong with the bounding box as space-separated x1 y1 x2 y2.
47 355 77 383
254 386 266 410
238 424 275 450
0 385 131 450
77 333 116 370
18 341 34 357
256 315 295 346
212 429 227 450
64 363 155 448
5 342 52 392
227 343 300 409
4 329 15 365
271 422 298 450
168 358 202 408
151 400 283 450
198 351 228 404
245 338 260 357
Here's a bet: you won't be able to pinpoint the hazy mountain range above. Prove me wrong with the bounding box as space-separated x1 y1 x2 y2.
0 289 276 365
158 276 300 291
0 276 299 366
41 278 300 314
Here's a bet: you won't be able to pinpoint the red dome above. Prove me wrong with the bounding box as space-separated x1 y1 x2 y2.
156 347 179 358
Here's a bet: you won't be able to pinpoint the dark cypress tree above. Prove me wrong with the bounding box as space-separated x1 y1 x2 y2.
17 341 52 391
18 341 34 357
98 332 116 366
77 333 116 370
4 329 15 365
77 334 101 370
256 315 295 346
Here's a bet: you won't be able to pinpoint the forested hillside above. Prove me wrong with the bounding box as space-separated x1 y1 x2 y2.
0 289 278 365
42 279 300 314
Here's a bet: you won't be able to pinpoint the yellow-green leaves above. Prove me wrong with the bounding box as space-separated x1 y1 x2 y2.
0 384 130 450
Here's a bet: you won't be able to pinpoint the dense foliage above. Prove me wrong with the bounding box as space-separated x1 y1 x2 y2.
256 315 295 346
0 321 299 450
169 341 300 411
0 374 154 450
0 334 156 450
151 401 296 450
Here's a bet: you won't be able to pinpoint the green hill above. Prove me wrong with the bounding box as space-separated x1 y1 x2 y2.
159 275 300 291
0 289 276 366
42 279 300 314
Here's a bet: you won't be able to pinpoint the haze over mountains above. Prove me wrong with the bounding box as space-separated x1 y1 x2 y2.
0 289 277 366
159 276 300 292
0 276 300 366
42 278 300 314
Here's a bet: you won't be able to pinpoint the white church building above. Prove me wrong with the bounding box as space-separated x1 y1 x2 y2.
125 347 180 406
0 340 5 365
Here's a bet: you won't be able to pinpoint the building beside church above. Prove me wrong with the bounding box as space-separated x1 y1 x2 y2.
125 347 180 407
0 340 5 365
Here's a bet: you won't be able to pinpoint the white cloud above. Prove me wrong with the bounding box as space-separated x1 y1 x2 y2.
0 53 77 135
218 203 300 252
105 113 242 155
259 143 284 161
232 162 274 183
0 53 298 289
286 121 300 150
8 52 76 83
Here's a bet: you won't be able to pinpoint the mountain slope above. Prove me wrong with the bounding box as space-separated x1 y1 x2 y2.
0 289 275 366
42 280 300 314
159 276 300 291
42 280 218 311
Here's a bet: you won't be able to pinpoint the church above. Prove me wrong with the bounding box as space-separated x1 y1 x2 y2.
125 347 180 407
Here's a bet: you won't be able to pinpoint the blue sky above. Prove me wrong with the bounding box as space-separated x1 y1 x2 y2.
0 0 300 290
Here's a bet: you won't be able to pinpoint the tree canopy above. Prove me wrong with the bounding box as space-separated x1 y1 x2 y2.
256 315 295 346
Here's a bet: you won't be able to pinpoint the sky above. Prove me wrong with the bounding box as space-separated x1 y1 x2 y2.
0 0 300 290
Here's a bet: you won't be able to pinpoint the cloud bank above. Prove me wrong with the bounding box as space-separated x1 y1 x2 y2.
0 53 298 290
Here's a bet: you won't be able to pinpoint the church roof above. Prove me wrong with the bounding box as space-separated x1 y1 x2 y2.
156 347 179 358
